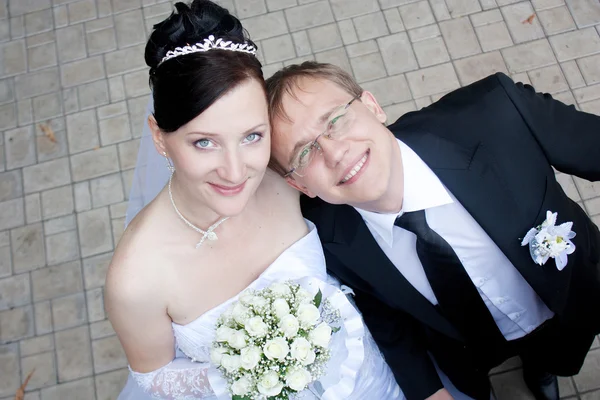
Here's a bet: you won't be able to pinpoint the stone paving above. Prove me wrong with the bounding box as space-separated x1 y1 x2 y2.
0 0 599 399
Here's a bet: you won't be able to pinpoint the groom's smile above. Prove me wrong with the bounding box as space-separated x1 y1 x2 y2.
338 150 370 185
270 77 404 213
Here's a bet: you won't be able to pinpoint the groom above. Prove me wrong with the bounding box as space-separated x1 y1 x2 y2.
266 62 600 400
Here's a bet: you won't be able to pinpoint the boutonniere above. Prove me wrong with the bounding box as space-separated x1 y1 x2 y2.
521 211 576 270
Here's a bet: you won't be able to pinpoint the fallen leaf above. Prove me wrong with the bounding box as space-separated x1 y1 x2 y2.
14 369 35 400
39 123 56 143
522 14 535 24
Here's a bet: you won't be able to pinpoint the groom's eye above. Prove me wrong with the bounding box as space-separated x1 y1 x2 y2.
297 147 311 166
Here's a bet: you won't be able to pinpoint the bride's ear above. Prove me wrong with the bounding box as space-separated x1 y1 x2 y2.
149 115 167 156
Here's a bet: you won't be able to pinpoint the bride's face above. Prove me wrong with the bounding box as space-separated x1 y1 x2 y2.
157 78 271 217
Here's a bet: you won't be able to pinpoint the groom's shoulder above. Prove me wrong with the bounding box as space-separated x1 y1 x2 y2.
426 72 512 113
392 73 512 123
300 194 333 220
300 195 342 234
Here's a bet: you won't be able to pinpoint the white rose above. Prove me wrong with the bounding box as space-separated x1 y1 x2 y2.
290 337 316 366
215 326 235 343
227 330 247 350
239 291 255 306
233 303 251 325
269 282 291 297
309 322 332 348
279 314 300 338
240 346 262 370
210 346 228 366
257 371 284 397
231 375 253 396
221 305 235 323
245 316 268 338
250 295 269 309
263 337 290 361
295 288 313 304
286 368 312 392
220 354 241 373
297 303 320 328
272 298 290 319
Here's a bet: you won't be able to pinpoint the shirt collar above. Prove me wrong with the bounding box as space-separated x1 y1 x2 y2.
354 139 454 246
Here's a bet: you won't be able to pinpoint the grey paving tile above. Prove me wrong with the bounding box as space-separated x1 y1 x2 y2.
95 368 129 400
573 348 600 392
0 343 20 398
445 0 482 18
566 0 600 29
502 38 556 73
330 0 379 20
527 64 569 93
440 16 481 59
20 351 57 390
501 2 545 44
538 6 576 35
406 62 460 97
11 222 45 273
491 369 535 400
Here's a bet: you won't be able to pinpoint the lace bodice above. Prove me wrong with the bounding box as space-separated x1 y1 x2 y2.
118 221 404 400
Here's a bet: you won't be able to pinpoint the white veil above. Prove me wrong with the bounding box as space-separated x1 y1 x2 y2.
125 97 171 227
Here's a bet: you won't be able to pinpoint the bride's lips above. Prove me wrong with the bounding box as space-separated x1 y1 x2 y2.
209 180 247 196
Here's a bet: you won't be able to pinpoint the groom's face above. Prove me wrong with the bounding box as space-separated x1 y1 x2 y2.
271 77 398 208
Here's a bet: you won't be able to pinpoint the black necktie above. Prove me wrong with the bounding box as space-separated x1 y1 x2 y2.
395 209 505 346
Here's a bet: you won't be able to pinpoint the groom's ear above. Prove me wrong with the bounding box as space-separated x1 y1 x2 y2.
361 90 387 124
285 177 316 198
148 115 167 156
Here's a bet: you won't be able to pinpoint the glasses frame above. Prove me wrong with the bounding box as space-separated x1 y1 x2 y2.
284 94 362 178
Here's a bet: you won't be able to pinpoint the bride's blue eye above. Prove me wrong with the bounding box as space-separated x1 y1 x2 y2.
243 133 262 144
195 139 214 148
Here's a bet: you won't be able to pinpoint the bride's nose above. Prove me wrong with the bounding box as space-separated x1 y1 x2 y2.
216 149 247 184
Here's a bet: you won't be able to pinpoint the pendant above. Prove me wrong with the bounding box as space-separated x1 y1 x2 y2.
206 231 218 241
194 231 219 249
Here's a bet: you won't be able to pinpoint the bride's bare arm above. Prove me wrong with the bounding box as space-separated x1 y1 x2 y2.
105 253 175 373
106 252 217 399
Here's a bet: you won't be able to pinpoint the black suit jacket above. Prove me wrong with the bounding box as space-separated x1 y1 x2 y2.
301 73 600 399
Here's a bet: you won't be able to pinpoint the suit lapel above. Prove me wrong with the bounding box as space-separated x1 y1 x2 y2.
399 131 546 292
325 203 462 341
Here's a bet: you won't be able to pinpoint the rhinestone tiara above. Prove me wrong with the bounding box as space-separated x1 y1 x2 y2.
159 35 257 65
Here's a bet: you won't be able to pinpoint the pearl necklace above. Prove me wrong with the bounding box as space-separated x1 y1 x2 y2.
168 173 229 248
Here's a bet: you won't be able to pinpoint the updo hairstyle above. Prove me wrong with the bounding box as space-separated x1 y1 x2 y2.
145 0 264 133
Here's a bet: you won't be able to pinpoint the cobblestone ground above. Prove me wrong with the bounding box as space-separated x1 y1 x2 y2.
0 0 599 399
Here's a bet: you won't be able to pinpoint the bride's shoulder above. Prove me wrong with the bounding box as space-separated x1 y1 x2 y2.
257 169 300 205
107 205 171 297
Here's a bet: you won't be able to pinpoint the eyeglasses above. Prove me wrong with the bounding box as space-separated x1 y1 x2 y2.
284 94 361 178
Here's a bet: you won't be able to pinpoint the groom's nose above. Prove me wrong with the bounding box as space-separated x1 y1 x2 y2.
320 137 349 169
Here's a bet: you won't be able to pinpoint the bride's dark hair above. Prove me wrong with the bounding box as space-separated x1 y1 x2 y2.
145 0 263 133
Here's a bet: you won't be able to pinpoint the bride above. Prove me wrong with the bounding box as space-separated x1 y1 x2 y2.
106 1 467 399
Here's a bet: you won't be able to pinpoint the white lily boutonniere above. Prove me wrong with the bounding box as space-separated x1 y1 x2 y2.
521 211 576 271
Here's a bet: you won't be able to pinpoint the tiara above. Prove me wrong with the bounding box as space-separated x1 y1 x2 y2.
159 35 257 65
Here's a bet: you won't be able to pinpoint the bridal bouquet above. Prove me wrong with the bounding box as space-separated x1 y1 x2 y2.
210 281 341 400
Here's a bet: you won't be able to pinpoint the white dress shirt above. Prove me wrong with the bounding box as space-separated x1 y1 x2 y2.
354 139 554 340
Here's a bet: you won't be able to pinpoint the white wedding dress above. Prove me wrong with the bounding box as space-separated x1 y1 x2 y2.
118 221 471 400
